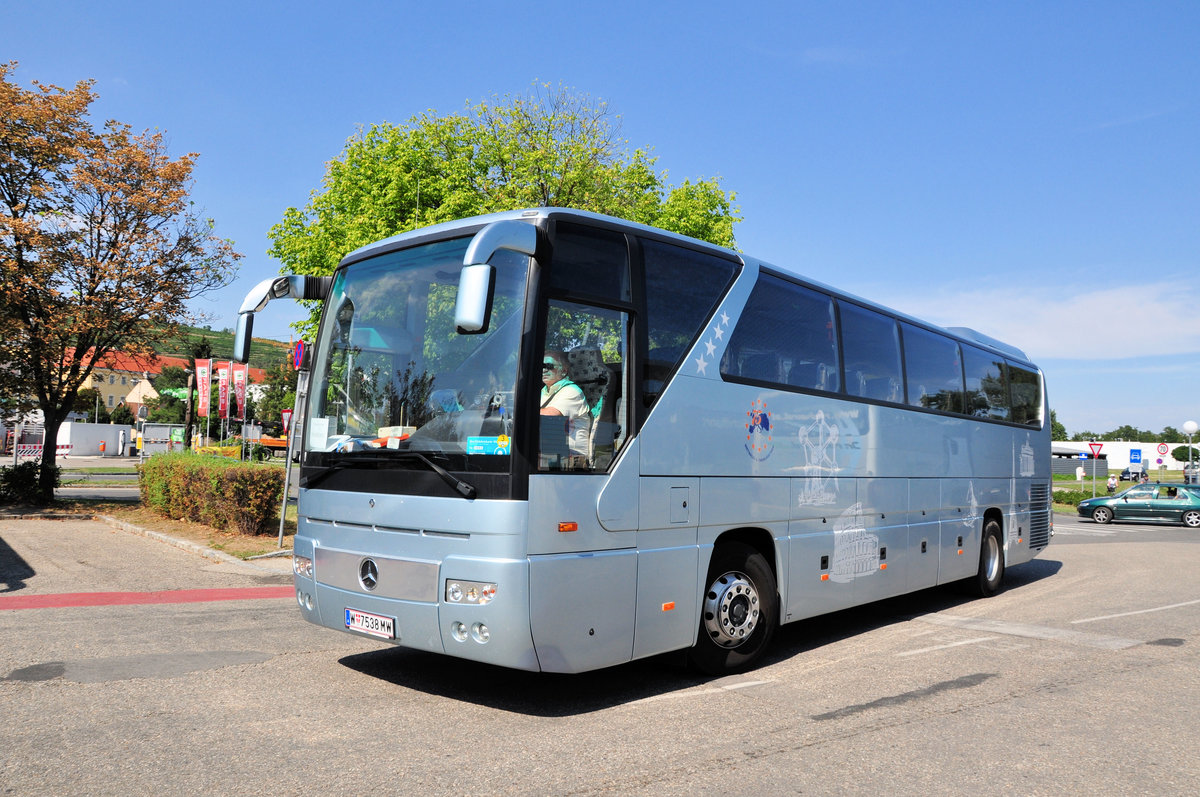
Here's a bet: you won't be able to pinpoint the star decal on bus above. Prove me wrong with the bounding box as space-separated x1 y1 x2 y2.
695 308 733 375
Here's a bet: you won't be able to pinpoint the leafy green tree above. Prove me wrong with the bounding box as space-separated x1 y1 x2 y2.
269 85 741 335
1050 410 1067 440
110 404 134 426
254 362 298 429
1157 426 1183 443
1171 446 1197 464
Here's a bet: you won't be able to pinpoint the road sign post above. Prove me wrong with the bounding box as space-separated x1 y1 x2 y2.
1088 442 1103 496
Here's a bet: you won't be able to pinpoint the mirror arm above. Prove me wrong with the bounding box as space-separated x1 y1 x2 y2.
234 275 332 362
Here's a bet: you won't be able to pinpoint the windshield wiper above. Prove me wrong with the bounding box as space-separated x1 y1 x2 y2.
394 452 477 499
302 450 477 499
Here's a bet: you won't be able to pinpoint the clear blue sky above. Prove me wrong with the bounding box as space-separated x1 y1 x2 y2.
6 1 1199 437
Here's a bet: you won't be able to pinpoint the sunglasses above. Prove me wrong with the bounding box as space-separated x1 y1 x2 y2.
542 360 558 372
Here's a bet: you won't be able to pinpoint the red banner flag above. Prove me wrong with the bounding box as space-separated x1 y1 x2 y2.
217 364 230 419
195 359 211 418
233 363 248 419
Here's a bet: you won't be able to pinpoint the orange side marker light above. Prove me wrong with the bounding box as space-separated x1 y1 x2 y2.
661 601 675 612
558 522 578 533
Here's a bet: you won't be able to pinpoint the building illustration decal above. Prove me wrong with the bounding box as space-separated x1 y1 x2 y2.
798 411 840 506
830 502 880 583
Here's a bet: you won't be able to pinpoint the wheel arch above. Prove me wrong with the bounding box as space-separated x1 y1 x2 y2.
709 526 780 584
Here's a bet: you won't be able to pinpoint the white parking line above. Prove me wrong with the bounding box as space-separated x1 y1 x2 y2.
1072 598 1200 625
922 614 1141 650
628 679 774 705
897 635 999 657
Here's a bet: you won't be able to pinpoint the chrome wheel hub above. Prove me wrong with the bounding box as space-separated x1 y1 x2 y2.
703 571 760 649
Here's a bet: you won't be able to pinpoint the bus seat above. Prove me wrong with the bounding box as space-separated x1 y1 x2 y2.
740 352 782 383
567 348 612 463
787 361 827 391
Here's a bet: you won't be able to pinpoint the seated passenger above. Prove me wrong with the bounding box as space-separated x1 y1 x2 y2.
540 350 591 461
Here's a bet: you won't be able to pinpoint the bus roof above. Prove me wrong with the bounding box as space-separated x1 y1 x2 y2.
341 207 1033 366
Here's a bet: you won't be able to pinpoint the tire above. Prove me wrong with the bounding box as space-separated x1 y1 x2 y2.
967 520 1005 598
1091 506 1113 525
1183 510 1200 529
689 542 778 675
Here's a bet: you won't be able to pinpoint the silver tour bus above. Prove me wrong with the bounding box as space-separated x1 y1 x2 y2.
234 208 1052 674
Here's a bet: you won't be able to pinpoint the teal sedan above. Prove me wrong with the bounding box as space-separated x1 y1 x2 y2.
1078 483 1200 527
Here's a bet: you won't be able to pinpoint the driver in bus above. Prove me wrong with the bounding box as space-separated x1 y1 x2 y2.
540 350 591 464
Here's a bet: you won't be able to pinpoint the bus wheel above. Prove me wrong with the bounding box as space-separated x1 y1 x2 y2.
969 520 1005 598
689 542 778 675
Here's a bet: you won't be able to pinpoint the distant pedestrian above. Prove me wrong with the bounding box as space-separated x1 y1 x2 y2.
119 429 127 457
1106 475 1116 493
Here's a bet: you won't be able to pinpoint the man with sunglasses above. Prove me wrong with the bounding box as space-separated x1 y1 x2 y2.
540 350 591 466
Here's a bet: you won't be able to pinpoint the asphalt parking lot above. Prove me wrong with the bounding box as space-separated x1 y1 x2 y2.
2 513 1198 795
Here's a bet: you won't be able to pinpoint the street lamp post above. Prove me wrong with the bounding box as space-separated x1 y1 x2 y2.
1184 420 1198 484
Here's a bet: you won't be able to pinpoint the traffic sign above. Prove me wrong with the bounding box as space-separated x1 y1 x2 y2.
1157 443 1169 455
293 340 306 370
281 409 293 431
1130 449 1142 463
1088 442 1103 457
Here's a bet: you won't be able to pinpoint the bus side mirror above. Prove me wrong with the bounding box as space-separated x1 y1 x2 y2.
455 265 495 334
455 219 538 335
234 313 253 363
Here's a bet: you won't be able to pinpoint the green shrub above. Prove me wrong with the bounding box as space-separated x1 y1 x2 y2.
139 452 283 534
1053 489 1097 507
0 461 59 504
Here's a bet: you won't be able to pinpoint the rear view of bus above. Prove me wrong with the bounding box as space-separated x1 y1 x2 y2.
235 208 1051 675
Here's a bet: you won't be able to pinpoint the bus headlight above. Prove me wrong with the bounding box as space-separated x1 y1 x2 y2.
293 555 313 579
445 579 497 605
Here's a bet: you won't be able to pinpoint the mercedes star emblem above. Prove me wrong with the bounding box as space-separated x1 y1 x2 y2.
359 558 379 591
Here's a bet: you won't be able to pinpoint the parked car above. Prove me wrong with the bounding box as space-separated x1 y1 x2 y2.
1119 467 1146 481
1077 483 1200 528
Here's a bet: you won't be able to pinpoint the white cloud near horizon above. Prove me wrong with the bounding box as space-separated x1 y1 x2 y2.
876 279 1200 362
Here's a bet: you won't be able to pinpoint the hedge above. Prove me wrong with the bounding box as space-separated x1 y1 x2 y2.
138 451 283 535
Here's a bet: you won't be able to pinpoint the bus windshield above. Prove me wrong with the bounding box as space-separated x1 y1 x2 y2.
304 236 528 471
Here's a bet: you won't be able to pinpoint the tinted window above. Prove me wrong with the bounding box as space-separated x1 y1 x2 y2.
1008 361 1043 427
723 274 839 392
902 324 963 413
549 223 630 302
643 239 738 402
841 302 903 403
963 346 1009 420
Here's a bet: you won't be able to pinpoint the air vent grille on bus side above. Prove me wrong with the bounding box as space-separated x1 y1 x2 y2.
1028 483 1051 550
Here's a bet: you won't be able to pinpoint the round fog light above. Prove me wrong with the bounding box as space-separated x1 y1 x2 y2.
451 622 469 642
471 623 490 644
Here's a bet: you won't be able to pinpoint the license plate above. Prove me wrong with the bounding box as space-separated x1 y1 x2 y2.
345 608 395 639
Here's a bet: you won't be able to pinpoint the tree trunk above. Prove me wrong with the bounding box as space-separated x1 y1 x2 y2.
36 412 64 505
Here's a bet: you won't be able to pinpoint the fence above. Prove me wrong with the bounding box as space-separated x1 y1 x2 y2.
14 444 73 460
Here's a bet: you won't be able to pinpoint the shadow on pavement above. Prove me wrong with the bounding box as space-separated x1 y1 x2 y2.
0 534 35 593
338 557 1063 716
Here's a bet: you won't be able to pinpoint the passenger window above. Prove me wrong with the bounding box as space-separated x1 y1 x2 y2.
722 274 839 392
1008 362 1043 427
901 324 963 413
840 302 903 403
540 300 628 473
642 239 738 405
963 347 1010 420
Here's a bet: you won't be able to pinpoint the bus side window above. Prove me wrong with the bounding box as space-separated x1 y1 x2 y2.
723 274 839 393
642 239 739 406
542 300 629 472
